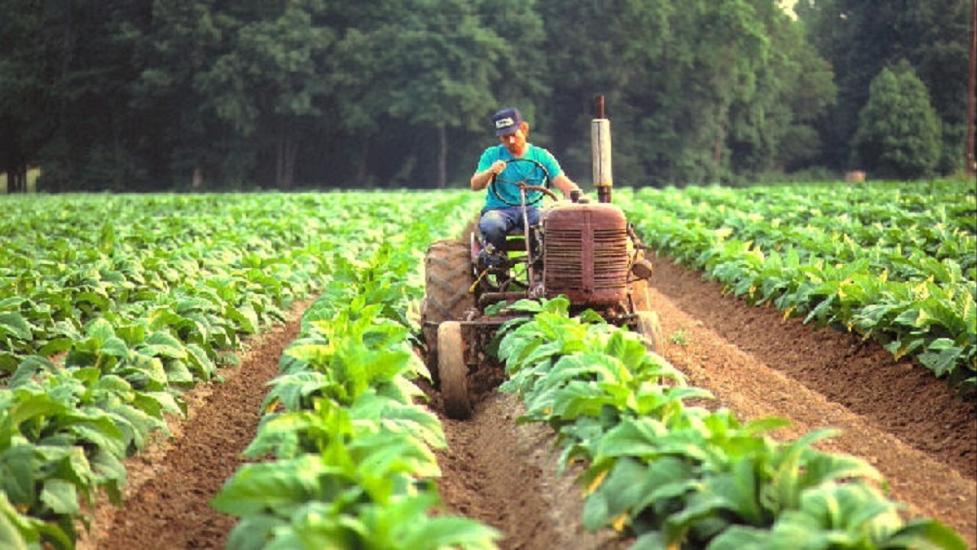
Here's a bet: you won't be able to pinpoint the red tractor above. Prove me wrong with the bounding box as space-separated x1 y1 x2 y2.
421 98 663 419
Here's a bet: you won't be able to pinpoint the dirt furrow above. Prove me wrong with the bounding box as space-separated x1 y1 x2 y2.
434 391 628 550
77 308 304 550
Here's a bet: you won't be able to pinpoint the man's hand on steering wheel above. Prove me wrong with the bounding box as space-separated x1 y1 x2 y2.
488 159 506 176
489 158 554 207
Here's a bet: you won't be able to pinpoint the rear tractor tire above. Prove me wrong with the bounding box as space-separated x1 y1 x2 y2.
422 240 475 384
438 321 471 419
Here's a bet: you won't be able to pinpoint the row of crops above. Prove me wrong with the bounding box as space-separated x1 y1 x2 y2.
617 180 976 393
211 242 502 549
2 183 972 548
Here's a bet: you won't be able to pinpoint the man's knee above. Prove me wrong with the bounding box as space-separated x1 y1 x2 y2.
480 211 506 244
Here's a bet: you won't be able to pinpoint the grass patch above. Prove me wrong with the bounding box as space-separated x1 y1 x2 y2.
668 329 689 346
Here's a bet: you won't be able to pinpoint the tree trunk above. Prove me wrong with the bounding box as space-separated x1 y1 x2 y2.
5 164 28 193
966 0 976 178
357 138 371 185
714 124 724 174
438 124 447 189
276 119 297 190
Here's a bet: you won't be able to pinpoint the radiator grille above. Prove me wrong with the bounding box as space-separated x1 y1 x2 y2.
544 229 583 290
593 228 629 289
544 221 629 304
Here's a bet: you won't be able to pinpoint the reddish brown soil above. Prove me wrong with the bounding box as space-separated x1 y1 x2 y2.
77 258 976 550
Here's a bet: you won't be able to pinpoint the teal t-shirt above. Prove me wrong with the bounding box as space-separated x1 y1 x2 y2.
477 144 563 209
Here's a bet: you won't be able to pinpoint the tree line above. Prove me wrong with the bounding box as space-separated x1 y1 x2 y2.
0 0 971 193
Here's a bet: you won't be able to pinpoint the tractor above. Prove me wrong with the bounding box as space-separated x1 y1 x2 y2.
421 97 663 419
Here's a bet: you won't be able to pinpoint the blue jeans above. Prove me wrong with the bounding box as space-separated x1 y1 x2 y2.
479 206 540 252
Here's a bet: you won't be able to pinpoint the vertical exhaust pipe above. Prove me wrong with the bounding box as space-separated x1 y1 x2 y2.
591 95 613 203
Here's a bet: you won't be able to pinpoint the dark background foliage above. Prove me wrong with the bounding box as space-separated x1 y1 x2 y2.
0 0 971 192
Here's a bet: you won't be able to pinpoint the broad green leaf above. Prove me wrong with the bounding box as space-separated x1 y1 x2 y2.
349 430 441 479
65 414 127 459
224 515 288 550
0 492 38 550
396 514 501 550
84 318 116 342
0 444 38 504
0 313 32 340
145 331 187 360
707 525 772 549
212 455 336 517
134 390 185 418
918 339 964 378
100 336 130 358
352 392 446 450
37 337 73 357
8 356 55 388
185 343 217 381
163 359 194 385
582 457 648 531
595 416 666 460
9 391 67 427
883 518 969 550
225 304 259 334
40 479 78 515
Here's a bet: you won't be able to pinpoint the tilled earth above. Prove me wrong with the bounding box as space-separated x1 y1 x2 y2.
78 257 976 550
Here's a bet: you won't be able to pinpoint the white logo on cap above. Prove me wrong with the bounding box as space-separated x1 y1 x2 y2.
495 117 515 129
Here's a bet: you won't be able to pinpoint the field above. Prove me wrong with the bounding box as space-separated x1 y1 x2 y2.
1 183 974 549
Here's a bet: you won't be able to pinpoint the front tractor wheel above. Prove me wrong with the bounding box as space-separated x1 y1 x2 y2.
634 310 666 355
438 321 471 419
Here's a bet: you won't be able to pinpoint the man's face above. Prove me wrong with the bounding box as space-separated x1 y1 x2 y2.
499 124 527 156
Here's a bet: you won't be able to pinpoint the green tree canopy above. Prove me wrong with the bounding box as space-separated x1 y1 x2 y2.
797 0 970 174
1 0 855 192
853 62 943 179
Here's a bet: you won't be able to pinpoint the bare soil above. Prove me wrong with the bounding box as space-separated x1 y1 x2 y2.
77 257 976 550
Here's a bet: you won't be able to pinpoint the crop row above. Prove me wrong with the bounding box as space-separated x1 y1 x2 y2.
213 240 498 549
617 180 976 391
494 297 967 548
644 181 976 277
0 191 479 548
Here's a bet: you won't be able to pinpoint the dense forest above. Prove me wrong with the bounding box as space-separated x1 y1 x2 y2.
0 0 973 192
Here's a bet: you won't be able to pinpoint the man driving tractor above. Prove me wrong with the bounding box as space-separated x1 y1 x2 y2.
424 98 662 419
470 107 582 267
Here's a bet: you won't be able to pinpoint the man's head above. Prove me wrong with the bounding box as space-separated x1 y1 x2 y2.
492 107 530 156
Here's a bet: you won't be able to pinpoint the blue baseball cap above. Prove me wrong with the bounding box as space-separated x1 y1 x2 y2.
492 107 523 136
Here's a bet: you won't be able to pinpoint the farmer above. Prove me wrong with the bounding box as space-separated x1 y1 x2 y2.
470 107 581 267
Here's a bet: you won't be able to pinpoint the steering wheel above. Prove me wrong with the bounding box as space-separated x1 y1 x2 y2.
489 158 556 207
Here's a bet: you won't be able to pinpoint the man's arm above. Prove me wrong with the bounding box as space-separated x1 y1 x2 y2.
538 148 581 199
553 173 581 199
471 160 506 191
